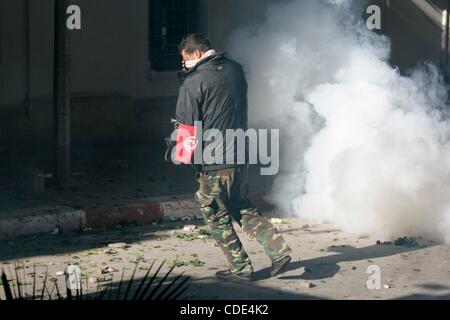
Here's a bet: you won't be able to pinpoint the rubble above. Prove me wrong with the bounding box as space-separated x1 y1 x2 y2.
299 282 315 289
394 237 419 247
107 243 127 249
183 225 197 232
97 266 119 274
103 248 118 255
89 276 111 283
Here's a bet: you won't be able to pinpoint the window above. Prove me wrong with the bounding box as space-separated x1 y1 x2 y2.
150 0 198 72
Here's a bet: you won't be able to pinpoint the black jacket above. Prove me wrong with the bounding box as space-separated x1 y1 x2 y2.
175 52 249 172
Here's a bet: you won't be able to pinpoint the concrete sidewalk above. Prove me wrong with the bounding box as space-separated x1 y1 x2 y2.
0 142 273 239
0 193 272 240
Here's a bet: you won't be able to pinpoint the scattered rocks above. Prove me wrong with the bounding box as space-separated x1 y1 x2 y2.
299 282 315 289
97 266 119 274
107 243 127 249
183 225 197 232
103 248 118 255
89 276 111 283
394 237 419 247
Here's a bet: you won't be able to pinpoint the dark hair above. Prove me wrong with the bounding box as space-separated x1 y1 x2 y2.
178 34 211 54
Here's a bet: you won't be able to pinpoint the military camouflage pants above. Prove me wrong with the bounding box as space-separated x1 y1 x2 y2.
195 165 291 275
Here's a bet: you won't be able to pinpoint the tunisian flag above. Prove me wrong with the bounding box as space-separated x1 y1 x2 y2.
174 123 199 164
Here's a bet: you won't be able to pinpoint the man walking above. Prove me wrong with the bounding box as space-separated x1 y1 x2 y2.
174 34 291 282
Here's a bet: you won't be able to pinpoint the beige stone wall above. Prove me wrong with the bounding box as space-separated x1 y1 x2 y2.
0 0 270 147
2 0 446 147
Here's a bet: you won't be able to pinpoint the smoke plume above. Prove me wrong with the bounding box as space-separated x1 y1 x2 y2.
228 0 450 242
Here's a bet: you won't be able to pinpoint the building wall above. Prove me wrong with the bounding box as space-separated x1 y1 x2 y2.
383 0 444 73
0 0 448 149
0 0 272 149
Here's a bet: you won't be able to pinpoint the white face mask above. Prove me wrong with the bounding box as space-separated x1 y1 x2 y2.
183 50 218 70
184 58 200 69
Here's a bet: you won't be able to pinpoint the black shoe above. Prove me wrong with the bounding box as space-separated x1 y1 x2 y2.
271 255 292 277
215 270 254 282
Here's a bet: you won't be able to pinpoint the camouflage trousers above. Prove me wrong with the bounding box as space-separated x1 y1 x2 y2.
195 165 291 275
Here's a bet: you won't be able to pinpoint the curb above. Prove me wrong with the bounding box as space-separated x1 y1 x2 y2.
0 193 272 240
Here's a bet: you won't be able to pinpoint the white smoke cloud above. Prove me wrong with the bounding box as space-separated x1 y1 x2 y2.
228 0 450 242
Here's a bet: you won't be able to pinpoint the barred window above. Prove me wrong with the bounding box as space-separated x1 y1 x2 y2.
150 0 198 72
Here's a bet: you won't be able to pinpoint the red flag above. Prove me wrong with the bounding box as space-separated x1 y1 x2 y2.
174 124 198 164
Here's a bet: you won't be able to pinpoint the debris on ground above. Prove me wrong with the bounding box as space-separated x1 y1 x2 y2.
376 240 393 246
97 266 119 274
170 257 189 268
183 225 197 232
384 284 391 289
103 248 118 255
394 237 419 247
172 227 212 241
299 282 315 289
199 227 210 234
189 254 205 267
271 218 283 224
55 271 64 276
89 276 111 283
107 243 127 249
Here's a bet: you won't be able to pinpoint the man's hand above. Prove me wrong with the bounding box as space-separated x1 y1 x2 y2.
164 119 181 162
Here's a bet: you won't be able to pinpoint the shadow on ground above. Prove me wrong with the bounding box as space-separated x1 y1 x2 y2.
254 244 432 282
0 220 210 261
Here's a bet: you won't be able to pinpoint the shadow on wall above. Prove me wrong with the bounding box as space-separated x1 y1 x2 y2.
0 94 178 151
